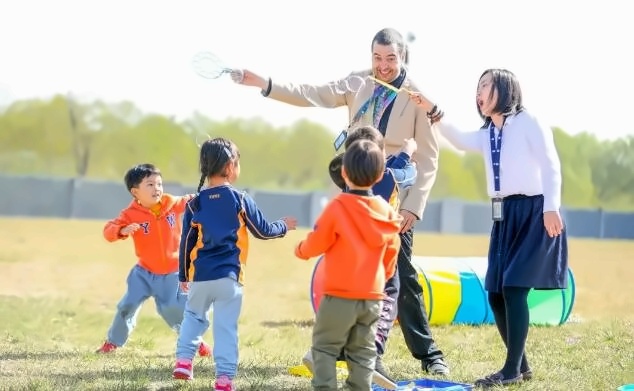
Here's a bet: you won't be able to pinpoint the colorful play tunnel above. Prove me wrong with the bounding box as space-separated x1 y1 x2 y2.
310 256 575 326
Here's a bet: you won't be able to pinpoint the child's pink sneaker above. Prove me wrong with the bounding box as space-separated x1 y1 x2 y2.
172 359 193 380
197 341 212 357
95 341 117 354
214 375 235 391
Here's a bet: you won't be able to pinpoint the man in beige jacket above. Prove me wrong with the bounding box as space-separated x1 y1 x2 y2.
235 27 449 383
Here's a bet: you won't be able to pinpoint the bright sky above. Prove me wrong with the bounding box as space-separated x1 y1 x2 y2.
1 0 632 140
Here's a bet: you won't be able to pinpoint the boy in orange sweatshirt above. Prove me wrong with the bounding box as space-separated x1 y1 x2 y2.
295 140 402 391
96 163 210 356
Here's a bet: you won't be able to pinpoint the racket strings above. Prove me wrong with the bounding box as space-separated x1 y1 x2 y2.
192 52 234 80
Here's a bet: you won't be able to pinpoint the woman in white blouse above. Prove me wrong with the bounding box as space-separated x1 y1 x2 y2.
410 68 568 387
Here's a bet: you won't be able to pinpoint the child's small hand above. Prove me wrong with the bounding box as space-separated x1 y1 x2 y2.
120 223 141 236
409 91 425 106
409 91 436 114
401 138 418 157
282 217 298 230
179 281 190 293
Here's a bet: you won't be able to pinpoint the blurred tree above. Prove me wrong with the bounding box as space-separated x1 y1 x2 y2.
284 119 335 190
0 97 74 175
66 94 119 177
462 152 488 200
430 149 481 201
591 135 634 209
0 96 632 210
552 128 599 208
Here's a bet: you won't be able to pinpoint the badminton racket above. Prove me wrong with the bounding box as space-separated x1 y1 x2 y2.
191 51 244 83
368 76 414 94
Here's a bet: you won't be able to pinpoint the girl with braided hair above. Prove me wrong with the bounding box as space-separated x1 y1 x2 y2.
172 137 297 390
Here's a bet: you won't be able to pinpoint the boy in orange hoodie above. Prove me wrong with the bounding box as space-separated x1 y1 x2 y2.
295 140 402 391
96 163 210 356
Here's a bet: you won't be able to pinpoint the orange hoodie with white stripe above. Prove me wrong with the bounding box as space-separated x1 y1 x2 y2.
103 194 192 275
295 192 402 300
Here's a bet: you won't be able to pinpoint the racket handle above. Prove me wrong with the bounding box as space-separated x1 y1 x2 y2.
230 69 244 84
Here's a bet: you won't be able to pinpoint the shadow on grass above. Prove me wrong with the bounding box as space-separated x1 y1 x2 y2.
0 350 79 360
260 319 314 329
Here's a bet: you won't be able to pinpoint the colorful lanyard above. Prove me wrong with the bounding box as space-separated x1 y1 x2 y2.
351 85 397 127
489 122 503 193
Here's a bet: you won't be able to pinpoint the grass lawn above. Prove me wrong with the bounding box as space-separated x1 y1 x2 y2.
0 217 632 390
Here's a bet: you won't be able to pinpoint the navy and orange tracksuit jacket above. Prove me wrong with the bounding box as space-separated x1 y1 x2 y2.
375 152 417 210
179 185 288 285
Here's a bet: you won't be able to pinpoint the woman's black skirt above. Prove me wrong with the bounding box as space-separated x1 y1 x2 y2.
485 194 568 293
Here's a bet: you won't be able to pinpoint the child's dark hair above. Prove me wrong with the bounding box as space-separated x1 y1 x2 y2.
124 163 161 192
342 139 385 187
344 125 385 150
197 137 240 192
328 153 346 191
329 126 384 191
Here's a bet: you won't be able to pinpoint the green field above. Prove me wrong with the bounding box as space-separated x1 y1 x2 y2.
1 218 633 390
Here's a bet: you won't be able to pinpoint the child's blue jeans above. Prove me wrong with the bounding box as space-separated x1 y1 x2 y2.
176 277 243 378
107 264 187 346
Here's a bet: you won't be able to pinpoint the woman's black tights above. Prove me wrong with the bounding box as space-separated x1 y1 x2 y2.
488 287 531 378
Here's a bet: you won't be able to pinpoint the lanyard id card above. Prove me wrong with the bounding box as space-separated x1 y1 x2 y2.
490 122 505 222
333 129 347 151
492 197 504 221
